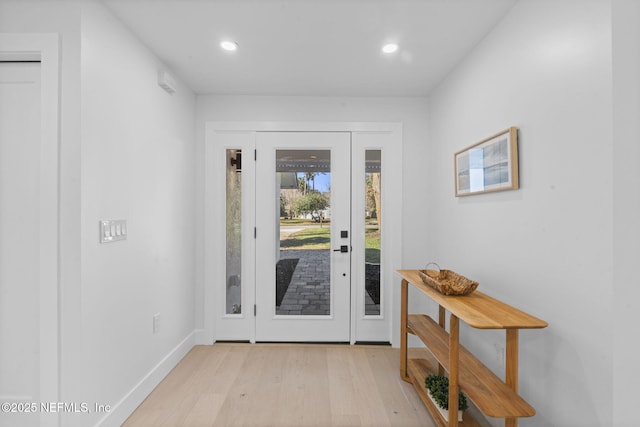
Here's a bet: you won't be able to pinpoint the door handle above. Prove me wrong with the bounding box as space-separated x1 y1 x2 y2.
333 245 349 253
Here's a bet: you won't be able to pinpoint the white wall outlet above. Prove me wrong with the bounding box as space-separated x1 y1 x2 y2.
153 313 160 334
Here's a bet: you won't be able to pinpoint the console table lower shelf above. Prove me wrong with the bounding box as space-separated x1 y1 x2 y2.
407 358 480 427
407 314 535 420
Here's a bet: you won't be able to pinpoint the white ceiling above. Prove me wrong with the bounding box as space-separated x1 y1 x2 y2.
102 0 516 97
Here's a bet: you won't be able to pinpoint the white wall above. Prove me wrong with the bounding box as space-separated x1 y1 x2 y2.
79 2 196 426
2 2 197 425
426 2 613 426
612 1 640 426
195 95 430 345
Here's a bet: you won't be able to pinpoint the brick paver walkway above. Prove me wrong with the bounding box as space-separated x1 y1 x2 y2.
277 250 330 315
276 249 379 316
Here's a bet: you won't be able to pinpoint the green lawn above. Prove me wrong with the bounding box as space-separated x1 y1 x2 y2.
280 218 330 226
365 228 380 263
280 226 381 264
280 227 330 249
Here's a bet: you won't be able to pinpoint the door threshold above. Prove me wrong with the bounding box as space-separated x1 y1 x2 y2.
255 341 350 345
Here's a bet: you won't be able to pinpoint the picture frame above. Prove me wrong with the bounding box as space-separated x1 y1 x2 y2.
454 127 519 197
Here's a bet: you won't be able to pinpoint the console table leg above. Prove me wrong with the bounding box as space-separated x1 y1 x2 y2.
505 329 519 427
438 305 446 376
449 314 459 427
400 279 409 381
438 305 446 328
506 329 519 390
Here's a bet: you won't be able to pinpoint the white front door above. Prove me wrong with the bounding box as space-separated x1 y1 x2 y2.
0 62 41 427
255 132 351 341
206 122 402 345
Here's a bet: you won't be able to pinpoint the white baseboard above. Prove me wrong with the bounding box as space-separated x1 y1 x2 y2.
94 331 196 427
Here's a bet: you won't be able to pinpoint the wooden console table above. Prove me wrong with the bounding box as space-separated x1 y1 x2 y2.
397 270 547 427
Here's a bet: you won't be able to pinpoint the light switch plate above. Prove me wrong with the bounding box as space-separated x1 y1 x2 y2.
100 219 127 243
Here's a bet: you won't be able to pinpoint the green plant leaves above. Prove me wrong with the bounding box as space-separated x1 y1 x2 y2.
424 374 469 411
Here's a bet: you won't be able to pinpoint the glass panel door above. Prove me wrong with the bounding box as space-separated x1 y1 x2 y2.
364 150 382 316
255 132 351 342
351 130 401 343
226 149 242 315
276 149 331 316
209 130 255 342
208 124 401 344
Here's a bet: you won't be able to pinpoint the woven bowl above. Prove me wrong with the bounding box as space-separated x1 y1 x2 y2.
418 263 478 296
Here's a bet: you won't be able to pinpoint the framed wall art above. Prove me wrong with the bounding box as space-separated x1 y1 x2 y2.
454 127 519 197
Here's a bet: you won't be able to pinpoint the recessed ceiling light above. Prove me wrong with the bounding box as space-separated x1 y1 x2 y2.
220 40 238 52
382 43 399 54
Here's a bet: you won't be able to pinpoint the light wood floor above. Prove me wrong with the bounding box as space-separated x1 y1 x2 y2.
123 343 435 427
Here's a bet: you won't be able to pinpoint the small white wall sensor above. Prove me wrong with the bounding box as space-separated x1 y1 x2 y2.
157 69 176 94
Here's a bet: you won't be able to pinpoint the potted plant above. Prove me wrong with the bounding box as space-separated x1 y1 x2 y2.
424 374 469 422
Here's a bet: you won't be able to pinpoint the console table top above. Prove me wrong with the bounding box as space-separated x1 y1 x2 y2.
397 269 548 329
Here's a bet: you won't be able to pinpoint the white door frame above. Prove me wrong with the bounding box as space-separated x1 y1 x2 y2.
203 121 402 345
0 34 60 427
